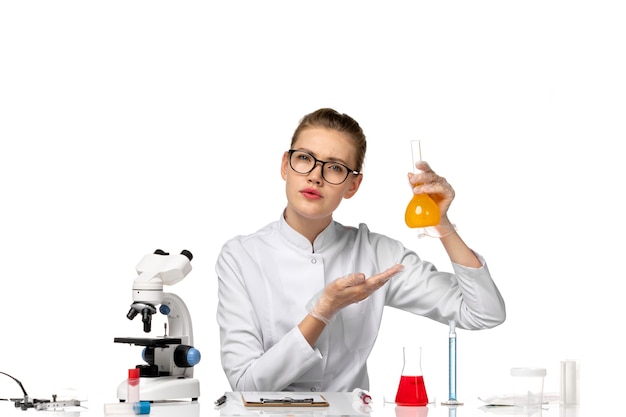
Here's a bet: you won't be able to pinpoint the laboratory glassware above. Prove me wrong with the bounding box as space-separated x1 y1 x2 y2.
560 360 580 405
404 140 440 228
395 346 429 406
127 368 140 403
103 401 151 415
511 367 546 407
441 320 463 405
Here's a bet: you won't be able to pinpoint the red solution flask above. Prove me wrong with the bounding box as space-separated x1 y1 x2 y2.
395 347 429 406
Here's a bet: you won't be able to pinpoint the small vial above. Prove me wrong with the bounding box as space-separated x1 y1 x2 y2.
352 388 372 404
104 401 151 415
560 360 580 405
127 368 140 403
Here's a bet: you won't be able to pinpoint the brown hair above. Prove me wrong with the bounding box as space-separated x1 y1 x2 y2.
290 108 367 172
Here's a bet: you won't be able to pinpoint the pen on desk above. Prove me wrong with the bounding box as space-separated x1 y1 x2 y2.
215 394 227 406
260 397 314 404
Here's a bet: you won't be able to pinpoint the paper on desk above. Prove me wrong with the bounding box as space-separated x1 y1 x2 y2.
478 394 515 406
478 392 559 406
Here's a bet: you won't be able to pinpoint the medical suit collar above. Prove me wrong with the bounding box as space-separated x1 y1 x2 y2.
279 211 338 253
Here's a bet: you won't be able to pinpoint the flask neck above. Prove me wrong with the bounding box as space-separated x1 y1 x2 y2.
401 346 424 376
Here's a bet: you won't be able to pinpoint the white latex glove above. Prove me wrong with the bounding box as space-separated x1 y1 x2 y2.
307 264 404 324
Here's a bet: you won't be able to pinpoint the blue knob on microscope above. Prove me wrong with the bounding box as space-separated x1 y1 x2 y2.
174 345 202 367
187 347 201 366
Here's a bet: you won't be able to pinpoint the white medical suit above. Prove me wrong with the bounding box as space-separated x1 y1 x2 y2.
216 214 505 392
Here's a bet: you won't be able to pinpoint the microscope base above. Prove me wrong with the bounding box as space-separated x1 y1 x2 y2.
117 376 200 402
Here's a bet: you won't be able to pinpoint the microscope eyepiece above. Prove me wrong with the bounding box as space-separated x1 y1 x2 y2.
152 248 192 260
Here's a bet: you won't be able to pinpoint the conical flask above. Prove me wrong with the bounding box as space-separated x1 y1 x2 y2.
404 140 440 228
395 346 429 406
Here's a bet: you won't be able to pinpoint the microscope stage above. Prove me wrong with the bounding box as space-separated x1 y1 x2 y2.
114 337 183 347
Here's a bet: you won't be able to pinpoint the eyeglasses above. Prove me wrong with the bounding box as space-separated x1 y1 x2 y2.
288 149 360 185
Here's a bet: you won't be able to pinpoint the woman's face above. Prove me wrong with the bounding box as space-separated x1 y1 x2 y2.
281 127 362 226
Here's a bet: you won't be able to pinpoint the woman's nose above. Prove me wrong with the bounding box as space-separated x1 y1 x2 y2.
308 162 324 183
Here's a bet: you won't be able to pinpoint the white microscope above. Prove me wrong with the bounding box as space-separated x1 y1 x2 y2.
114 249 201 402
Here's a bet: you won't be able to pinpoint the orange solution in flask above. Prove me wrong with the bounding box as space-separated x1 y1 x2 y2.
405 140 440 228
395 346 429 406
405 194 440 228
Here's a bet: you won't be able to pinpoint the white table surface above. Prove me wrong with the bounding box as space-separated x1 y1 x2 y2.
1 391 581 417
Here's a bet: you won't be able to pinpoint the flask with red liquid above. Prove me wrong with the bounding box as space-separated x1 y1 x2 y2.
395 346 429 406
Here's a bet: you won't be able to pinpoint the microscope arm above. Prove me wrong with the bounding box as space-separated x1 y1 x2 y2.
161 292 194 346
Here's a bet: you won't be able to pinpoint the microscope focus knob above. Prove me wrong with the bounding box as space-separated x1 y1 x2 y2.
174 345 201 367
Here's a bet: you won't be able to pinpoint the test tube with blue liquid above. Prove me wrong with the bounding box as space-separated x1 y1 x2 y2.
441 320 463 406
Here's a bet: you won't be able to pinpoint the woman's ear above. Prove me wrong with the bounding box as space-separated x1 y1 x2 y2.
343 174 363 199
281 152 290 180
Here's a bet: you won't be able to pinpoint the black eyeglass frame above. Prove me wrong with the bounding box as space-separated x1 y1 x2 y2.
287 149 360 185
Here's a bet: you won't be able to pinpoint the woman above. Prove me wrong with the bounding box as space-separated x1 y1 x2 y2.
216 108 505 392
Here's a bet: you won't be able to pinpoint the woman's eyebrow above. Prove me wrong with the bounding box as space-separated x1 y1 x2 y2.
296 148 351 165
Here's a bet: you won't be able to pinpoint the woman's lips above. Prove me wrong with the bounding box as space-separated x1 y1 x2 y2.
301 188 322 200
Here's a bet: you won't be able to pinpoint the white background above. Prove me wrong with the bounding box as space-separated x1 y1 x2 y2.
1 0 624 413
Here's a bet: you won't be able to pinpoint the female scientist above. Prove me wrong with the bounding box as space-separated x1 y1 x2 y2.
215 108 506 392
